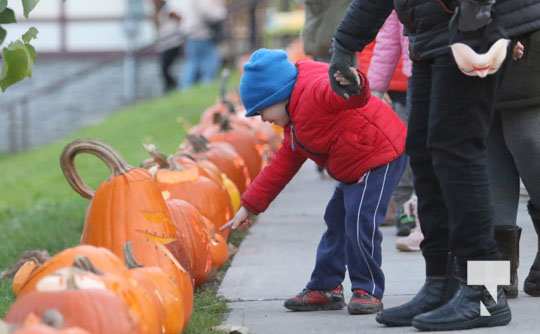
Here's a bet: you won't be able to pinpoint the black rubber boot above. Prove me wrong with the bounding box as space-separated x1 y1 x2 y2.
524 201 540 297
412 280 511 331
494 225 521 298
375 276 458 327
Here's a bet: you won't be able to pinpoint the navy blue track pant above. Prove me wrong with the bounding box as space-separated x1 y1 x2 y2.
306 155 407 299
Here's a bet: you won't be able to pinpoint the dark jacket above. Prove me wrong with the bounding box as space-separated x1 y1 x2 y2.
497 29 540 109
335 0 540 61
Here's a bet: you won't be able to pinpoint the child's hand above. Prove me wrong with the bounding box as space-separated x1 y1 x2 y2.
513 41 525 61
333 66 360 88
221 207 256 231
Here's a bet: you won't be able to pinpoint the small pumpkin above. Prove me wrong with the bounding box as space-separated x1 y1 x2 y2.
33 257 162 334
166 199 213 286
151 162 232 235
180 135 251 194
201 216 229 269
197 116 263 180
6 290 140 334
8 246 128 297
124 243 187 333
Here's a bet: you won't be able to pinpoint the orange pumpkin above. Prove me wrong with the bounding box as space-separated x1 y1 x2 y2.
9 313 92 334
165 199 213 286
198 116 263 180
124 244 187 333
60 140 190 291
6 290 140 334
152 164 232 237
11 246 128 297
201 216 229 269
20 258 161 334
181 135 251 194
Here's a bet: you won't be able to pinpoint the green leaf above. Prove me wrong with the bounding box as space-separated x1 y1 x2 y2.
0 40 35 91
0 8 16 24
0 26 6 45
22 0 40 18
22 26 38 43
0 0 8 12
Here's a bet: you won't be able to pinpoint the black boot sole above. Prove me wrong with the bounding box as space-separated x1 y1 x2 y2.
412 308 511 332
375 314 413 327
347 303 383 315
284 301 346 312
524 280 540 297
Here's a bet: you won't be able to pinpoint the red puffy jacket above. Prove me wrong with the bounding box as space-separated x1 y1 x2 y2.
241 60 406 214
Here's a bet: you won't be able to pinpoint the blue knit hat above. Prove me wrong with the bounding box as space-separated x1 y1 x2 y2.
240 49 298 117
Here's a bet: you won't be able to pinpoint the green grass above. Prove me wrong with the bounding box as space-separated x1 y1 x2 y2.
0 80 241 331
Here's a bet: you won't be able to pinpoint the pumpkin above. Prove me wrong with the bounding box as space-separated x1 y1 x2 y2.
60 140 190 291
124 244 187 333
8 312 92 334
180 135 251 194
151 163 232 236
144 144 241 214
32 257 161 334
6 289 140 334
197 116 263 180
165 199 213 286
9 246 128 297
220 173 241 213
201 216 229 269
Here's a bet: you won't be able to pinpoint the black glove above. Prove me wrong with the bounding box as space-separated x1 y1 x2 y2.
329 39 361 99
457 0 496 32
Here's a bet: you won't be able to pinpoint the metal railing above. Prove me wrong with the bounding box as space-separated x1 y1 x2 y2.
0 0 270 154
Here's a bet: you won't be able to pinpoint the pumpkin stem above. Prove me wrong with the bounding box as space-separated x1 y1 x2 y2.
60 140 132 199
186 134 210 153
212 112 224 125
143 143 170 169
73 256 103 275
123 242 144 269
42 310 64 329
219 116 233 132
1 250 50 281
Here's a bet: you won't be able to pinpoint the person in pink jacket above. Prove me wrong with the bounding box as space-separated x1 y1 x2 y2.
367 11 418 245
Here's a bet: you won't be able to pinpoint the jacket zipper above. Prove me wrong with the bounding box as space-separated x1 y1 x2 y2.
289 124 325 157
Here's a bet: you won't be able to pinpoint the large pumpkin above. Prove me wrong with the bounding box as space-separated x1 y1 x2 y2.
6 290 140 334
60 140 189 290
124 244 187 333
10 246 128 297
180 135 251 194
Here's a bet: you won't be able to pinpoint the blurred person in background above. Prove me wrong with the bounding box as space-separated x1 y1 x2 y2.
302 0 351 62
179 0 227 90
152 0 183 93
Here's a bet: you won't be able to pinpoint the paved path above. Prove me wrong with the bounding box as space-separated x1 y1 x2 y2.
219 161 539 334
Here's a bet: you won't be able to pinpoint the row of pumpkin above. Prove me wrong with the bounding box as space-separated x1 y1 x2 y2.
0 91 282 334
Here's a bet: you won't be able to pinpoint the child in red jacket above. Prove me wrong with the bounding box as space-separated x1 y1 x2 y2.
227 49 407 315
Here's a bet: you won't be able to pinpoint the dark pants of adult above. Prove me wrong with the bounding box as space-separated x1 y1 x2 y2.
406 54 505 277
160 46 181 92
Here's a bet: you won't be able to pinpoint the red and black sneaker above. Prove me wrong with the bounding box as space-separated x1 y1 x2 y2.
283 285 346 311
347 289 383 315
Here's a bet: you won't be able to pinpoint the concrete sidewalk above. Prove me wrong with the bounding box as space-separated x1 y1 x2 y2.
218 162 539 334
